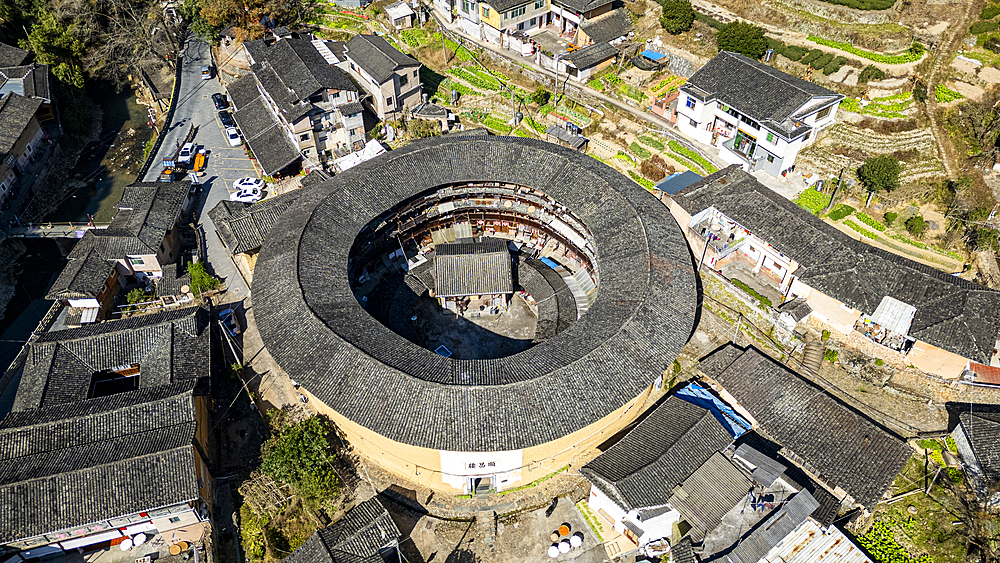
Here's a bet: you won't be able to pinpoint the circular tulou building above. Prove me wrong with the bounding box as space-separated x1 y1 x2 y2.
253 135 698 495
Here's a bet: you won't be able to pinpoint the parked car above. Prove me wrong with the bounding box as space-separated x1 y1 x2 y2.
201 65 212 80
218 308 241 338
157 168 174 182
218 110 235 128
177 142 195 164
225 127 241 147
233 177 264 191
212 93 227 110
230 186 262 204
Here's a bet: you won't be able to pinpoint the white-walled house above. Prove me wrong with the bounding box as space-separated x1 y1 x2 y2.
676 52 843 178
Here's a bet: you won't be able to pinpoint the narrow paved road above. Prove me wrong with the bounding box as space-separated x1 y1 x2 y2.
145 35 252 300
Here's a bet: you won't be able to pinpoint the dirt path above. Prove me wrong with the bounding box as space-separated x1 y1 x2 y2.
924 0 976 180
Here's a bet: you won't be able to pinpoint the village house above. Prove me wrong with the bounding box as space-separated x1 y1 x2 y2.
581 384 872 562
386 0 417 29
284 497 402 563
665 166 1000 378
698 344 913 512
0 307 214 558
228 37 366 172
677 52 843 177
949 404 1000 506
45 180 195 324
0 93 45 206
577 7 632 46
344 35 422 121
474 0 616 52
562 42 616 81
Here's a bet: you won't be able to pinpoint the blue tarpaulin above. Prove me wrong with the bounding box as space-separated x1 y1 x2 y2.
655 170 703 194
540 257 561 269
642 49 667 61
676 382 752 438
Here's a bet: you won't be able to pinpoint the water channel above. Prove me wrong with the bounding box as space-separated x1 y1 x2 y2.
0 82 152 413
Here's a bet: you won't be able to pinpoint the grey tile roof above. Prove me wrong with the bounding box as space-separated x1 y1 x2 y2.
208 190 303 255
580 8 633 44
46 235 117 300
13 306 210 411
234 96 280 140
247 123 302 176
0 92 41 157
700 345 912 508
582 396 733 511
157 262 192 296
0 64 50 101
285 497 400 563
0 43 28 67
251 136 698 452
671 537 696 563
484 0 532 13
339 101 364 116
565 42 617 70
682 52 843 139
673 166 1000 364
227 73 262 111
668 452 752 540
552 0 614 16
345 35 419 84
243 39 269 65
0 372 204 543
711 490 819 563
777 297 812 322
434 238 513 297
958 408 1000 488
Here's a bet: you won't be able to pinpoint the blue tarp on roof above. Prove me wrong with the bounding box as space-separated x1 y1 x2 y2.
655 170 703 194
676 382 752 438
641 49 667 61
540 257 561 269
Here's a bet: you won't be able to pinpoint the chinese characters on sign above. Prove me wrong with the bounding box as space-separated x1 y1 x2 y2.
468 461 498 469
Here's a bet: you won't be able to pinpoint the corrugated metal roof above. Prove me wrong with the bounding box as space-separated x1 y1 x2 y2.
760 519 871 563
870 296 916 336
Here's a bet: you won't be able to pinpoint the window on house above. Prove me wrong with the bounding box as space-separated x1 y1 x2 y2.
685 97 695 109
300 133 310 141
304 149 311 156
534 0 543 9
804 131 811 141
689 118 697 128
463 0 469 11
387 96 393 106
817 106 832 120
767 154 774 163
89 364 140 398
766 132 775 143
530 16 536 25
740 115 760 129
169 517 181 524
129 257 144 266
400 73 409 87
483 6 490 16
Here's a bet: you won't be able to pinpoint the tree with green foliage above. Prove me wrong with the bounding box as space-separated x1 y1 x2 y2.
716 21 767 60
260 412 339 506
187 261 220 295
857 154 902 193
884 211 898 226
913 80 928 103
659 0 694 34
965 207 1000 251
19 10 87 88
858 64 885 83
530 86 550 106
905 215 928 238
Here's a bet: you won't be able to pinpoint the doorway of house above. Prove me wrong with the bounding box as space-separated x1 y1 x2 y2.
470 476 494 495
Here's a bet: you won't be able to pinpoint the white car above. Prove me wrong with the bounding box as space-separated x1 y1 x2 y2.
177 142 195 164
233 177 264 191
225 127 241 147
230 185 262 204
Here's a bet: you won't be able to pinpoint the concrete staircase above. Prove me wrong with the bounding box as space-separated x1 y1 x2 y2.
802 341 826 375
548 263 597 317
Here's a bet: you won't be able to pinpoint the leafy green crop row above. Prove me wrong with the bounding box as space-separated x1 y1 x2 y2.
628 169 655 189
935 84 964 103
638 136 665 150
630 142 652 160
845 219 881 239
807 35 924 64
667 141 717 173
856 212 887 231
856 521 932 563
793 188 831 215
828 203 855 221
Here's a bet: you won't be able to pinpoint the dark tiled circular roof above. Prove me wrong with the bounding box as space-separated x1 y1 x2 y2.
253 136 698 451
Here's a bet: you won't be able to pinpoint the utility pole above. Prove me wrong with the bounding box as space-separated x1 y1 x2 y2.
823 159 849 215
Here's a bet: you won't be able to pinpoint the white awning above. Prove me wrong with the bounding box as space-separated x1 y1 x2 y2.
80 307 100 324
59 530 122 550
870 296 916 336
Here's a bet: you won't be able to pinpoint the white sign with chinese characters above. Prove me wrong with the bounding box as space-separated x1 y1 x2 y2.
439 449 523 492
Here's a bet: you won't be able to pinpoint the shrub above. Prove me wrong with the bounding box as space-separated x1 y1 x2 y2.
884 211 898 226
905 215 928 238
188 261 220 295
824 349 839 363
821 329 830 341
641 154 670 181
946 436 958 453
810 53 835 69
782 45 808 61
859 64 885 83
982 4 1000 19
875 358 884 366
858 154 902 193
800 48 824 66
260 413 339 507
947 467 963 483
822 56 847 75
913 80 928 102
730 278 773 309
971 20 1000 34
660 0 695 34
531 86 551 106
828 203 855 221
630 142 652 160
717 21 767 59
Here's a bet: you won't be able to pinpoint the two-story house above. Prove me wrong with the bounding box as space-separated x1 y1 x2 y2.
344 35 422 120
230 37 366 170
479 0 551 47
46 180 194 323
0 93 44 205
0 307 214 558
677 52 843 178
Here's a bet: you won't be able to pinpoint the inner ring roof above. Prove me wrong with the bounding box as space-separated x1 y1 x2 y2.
253 136 698 452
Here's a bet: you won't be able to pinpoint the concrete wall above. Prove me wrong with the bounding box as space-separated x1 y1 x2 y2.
907 342 969 379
